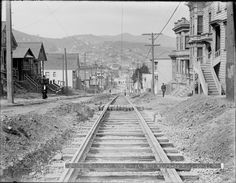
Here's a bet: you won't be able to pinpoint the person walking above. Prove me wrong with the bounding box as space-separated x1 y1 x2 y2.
41 75 48 99
161 83 166 98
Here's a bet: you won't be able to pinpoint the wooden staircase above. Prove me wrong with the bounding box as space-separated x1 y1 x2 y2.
201 64 219 95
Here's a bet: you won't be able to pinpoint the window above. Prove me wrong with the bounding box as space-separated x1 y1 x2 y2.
73 71 76 79
197 15 203 35
176 37 179 50
180 36 183 50
224 22 227 50
45 72 50 78
217 2 221 12
185 36 190 49
209 12 212 33
154 62 158 71
215 25 221 52
197 47 203 63
53 72 56 77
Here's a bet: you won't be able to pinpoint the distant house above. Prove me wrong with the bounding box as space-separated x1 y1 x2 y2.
153 56 173 94
1 21 18 77
142 73 152 92
45 53 103 90
186 2 227 95
169 17 191 95
12 42 47 80
1 21 48 93
44 53 78 88
16 42 47 77
12 45 35 81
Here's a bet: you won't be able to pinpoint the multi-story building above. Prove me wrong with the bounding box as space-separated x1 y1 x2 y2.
169 17 192 96
186 1 227 95
45 53 108 91
153 57 173 94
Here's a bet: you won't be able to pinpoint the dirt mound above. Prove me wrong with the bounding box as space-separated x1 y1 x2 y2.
132 92 156 103
159 95 235 183
0 102 94 182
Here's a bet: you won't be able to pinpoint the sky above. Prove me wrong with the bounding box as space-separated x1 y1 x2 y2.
2 1 190 39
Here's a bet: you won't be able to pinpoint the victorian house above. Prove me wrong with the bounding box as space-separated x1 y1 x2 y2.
186 1 227 95
169 17 192 96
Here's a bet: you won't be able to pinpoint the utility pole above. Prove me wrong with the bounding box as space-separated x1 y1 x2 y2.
6 1 13 103
100 60 103 91
138 65 140 94
62 54 64 86
76 53 80 89
226 2 235 100
64 48 68 95
142 33 161 94
84 52 86 92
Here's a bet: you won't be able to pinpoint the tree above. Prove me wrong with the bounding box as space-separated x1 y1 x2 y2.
131 64 150 88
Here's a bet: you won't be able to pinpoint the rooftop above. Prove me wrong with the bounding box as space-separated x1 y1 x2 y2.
173 17 190 33
45 53 100 70
17 42 47 61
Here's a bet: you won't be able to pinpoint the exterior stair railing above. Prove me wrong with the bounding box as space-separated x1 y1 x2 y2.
24 74 39 92
193 59 208 95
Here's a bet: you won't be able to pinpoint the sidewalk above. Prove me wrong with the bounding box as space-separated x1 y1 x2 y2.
0 94 93 109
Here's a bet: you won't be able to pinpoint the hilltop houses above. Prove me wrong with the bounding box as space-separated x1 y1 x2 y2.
44 53 110 92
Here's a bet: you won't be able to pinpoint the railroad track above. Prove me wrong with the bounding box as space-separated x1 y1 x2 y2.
57 95 199 183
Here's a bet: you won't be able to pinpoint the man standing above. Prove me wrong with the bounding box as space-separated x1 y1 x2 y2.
41 75 48 99
161 83 166 97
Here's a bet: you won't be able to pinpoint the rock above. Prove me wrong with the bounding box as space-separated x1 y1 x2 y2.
184 135 189 139
29 171 36 176
52 153 62 161
2 126 21 137
5 136 10 142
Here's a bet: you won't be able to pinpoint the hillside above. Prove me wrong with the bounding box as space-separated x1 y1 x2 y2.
13 29 175 68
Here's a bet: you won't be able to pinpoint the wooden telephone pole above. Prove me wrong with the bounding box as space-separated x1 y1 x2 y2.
142 33 161 94
64 48 68 95
76 53 80 89
62 54 64 86
6 1 14 103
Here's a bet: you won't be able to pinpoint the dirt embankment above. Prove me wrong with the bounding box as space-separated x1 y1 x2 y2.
131 93 235 183
0 94 113 182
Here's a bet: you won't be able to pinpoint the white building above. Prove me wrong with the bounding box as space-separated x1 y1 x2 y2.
44 53 78 88
154 58 173 94
142 73 152 92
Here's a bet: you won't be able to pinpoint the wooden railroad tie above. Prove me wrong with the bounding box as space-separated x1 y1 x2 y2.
65 162 224 170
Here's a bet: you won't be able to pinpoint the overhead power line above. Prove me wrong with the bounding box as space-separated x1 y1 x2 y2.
144 2 181 59
154 2 181 40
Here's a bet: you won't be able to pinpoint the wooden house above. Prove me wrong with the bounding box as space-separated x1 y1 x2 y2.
186 2 227 95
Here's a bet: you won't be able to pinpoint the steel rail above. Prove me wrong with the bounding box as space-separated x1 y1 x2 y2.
126 96 183 183
59 95 118 182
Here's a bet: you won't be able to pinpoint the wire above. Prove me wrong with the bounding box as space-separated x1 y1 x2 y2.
143 2 181 61
154 2 181 40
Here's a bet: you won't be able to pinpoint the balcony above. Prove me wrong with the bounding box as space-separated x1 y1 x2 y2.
189 33 213 44
169 50 189 59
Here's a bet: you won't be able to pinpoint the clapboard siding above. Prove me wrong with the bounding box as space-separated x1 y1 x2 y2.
187 1 227 94
211 2 227 20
